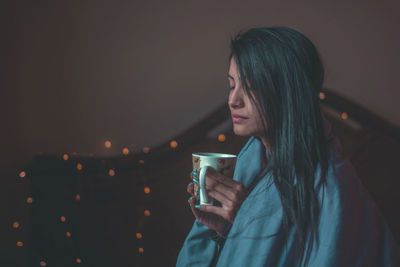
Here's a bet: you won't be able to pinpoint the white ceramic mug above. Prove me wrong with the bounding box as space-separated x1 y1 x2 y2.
192 152 237 205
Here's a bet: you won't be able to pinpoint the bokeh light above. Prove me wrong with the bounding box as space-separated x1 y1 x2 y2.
63 154 69 161
144 209 151 216
26 197 33 204
76 163 83 171
341 112 349 120
105 140 112 148
109 169 115 176
218 134 226 142
12 221 20 229
122 148 130 155
144 186 151 194
19 171 26 178
170 140 178 149
136 233 143 239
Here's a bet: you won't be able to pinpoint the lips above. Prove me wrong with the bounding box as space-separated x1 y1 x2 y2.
232 114 248 123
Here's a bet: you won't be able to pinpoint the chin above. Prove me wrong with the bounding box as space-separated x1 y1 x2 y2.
233 126 253 137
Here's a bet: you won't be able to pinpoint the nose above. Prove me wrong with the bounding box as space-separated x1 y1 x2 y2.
228 86 245 109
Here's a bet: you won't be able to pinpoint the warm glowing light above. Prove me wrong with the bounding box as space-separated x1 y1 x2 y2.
60 216 66 223
16 241 23 247
105 140 112 148
63 154 69 161
139 160 144 164
66 232 71 238
122 148 130 155
144 186 151 194
12 221 20 229
26 197 33 204
142 147 150 154
170 140 178 149
108 169 115 176
75 194 81 201
76 258 82 264
76 163 83 171
319 92 326 100
144 209 151 216
341 112 349 120
40 261 47 266
218 134 226 142
138 247 144 253
136 233 143 239
19 171 26 178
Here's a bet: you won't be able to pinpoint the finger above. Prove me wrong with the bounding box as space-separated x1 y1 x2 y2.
205 168 240 189
187 182 194 194
196 204 235 223
190 170 198 180
207 189 233 208
206 177 247 203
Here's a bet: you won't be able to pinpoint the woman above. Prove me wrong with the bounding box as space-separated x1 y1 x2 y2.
177 26 400 266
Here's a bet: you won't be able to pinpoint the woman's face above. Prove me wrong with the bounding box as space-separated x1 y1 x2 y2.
227 57 265 138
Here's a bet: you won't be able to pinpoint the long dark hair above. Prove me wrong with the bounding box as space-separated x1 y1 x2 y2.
229 26 330 266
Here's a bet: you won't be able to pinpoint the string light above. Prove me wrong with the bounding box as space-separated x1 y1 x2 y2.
76 163 83 171
142 147 150 154
63 154 69 161
170 140 178 149
60 216 66 223
108 169 115 176
122 148 130 155
218 134 226 142
138 248 144 253
319 92 326 100
136 233 143 239
144 186 151 194
105 140 112 148
19 171 26 178
40 261 47 266
16 241 23 247
341 112 349 120
66 232 71 238
144 210 151 216
75 194 81 201
12 221 20 229
26 197 33 204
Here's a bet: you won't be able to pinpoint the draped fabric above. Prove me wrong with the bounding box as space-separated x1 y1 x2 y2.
176 117 400 266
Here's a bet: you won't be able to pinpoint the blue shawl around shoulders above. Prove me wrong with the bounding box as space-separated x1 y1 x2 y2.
177 122 400 267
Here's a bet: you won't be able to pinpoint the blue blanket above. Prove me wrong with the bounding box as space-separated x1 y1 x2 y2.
177 123 400 266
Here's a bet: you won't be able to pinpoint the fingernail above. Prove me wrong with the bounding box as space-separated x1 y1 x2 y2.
195 205 201 209
192 178 199 184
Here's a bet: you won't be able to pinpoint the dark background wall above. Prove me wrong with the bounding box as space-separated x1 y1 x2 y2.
1 0 399 266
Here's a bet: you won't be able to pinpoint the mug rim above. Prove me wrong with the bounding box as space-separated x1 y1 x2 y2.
192 152 237 158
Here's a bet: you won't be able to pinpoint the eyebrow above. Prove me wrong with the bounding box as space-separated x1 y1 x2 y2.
227 74 234 80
